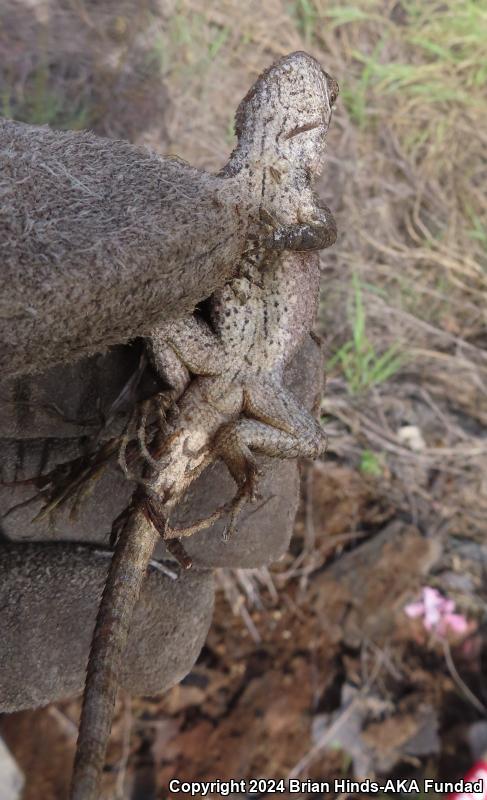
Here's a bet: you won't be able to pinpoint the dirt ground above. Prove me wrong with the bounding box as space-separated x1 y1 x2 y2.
1 0 486 798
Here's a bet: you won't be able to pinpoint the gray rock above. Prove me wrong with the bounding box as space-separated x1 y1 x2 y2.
0 542 214 711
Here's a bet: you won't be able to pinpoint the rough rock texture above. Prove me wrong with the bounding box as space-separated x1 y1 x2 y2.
0 120 248 378
0 543 214 712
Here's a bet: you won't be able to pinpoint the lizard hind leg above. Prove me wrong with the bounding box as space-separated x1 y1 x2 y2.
213 422 262 501
242 380 328 459
141 491 193 568
212 421 263 539
161 479 252 542
161 426 262 543
189 412 325 541
212 379 329 523
153 422 271 545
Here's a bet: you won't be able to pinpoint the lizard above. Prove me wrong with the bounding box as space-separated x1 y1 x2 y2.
1 49 338 515
70 53 339 800
0 52 336 532
1 51 335 380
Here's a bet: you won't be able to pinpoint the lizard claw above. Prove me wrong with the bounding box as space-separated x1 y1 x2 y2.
260 200 337 253
265 215 337 252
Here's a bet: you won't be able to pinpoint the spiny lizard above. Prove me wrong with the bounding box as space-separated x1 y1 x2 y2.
70 52 338 800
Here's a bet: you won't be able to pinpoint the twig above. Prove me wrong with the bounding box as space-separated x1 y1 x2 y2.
47 706 79 741
217 570 261 644
443 638 487 716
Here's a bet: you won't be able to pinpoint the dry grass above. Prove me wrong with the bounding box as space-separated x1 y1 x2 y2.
307 0 487 545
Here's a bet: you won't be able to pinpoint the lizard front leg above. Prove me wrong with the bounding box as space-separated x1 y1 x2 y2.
264 201 337 252
150 316 225 377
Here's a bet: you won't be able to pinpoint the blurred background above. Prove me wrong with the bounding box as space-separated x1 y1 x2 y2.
1 1 486 797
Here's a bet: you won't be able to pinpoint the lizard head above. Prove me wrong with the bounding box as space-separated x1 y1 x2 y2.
225 51 338 182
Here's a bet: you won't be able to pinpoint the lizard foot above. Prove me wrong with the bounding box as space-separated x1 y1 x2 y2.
256 202 336 253
161 461 261 543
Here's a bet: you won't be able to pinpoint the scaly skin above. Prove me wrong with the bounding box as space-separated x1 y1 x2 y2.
70 52 338 800
1 50 337 379
149 245 333 537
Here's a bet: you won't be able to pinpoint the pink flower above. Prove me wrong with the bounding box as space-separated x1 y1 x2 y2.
404 587 469 638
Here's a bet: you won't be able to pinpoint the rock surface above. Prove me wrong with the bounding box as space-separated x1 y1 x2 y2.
0 543 214 711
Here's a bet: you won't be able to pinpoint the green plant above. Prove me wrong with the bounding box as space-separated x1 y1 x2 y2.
341 37 386 127
467 213 487 248
3 65 91 130
327 272 405 394
292 0 318 44
225 113 236 146
148 12 229 80
359 449 383 476
326 4 378 27
313 0 487 153
208 25 229 59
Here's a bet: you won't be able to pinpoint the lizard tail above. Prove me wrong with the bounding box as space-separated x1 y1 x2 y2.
69 510 159 800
